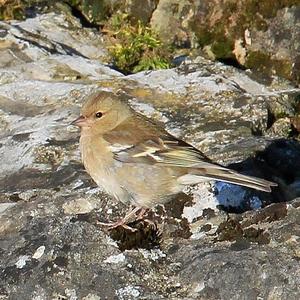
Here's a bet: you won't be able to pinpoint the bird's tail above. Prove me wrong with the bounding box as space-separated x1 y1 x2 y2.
178 167 277 192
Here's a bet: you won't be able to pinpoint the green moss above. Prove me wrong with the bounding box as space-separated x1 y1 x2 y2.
211 24 235 59
105 13 171 74
211 38 234 60
226 1 238 12
64 0 123 24
245 51 272 73
0 0 25 20
245 50 293 80
192 22 234 60
194 27 214 48
258 1 282 18
273 59 293 79
249 0 299 19
79 0 107 23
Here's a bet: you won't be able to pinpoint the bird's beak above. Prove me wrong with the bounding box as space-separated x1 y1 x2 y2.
71 115 88 127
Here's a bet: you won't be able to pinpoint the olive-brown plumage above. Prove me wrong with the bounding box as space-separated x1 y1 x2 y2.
72 91 277 225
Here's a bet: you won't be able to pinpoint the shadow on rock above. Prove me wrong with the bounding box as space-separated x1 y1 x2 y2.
217 138 300 214
109 219 160 251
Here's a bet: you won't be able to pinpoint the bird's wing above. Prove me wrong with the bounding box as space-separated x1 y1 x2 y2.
103 114 221 169
103 115 277 192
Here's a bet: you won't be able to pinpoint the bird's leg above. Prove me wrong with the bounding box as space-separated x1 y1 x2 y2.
135 207 157 229
97 206 141 231
136 207 149 220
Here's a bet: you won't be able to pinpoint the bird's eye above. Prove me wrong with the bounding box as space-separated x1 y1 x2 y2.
95 112 103 118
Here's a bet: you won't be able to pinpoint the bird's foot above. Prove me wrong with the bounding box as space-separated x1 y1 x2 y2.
140 218 157 230
136 207 150 221
97 207 151 232
97 220 138 232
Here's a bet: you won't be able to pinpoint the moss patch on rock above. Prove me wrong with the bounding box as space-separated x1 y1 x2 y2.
0 0 25 20
245 50 293 80
66 0 123 24
104 13 171 74
190 0 299 82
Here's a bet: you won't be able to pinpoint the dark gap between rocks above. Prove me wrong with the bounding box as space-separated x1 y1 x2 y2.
266 106 277 129
109 220 161 251
66 2 101 30
217 58 246 70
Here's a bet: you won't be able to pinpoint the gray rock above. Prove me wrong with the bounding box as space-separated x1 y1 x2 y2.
0 203 16 214
62 198 97 215
172 200 300 300
0 11 300 300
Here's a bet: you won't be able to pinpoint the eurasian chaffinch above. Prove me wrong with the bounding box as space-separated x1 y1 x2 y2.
72 90 277 228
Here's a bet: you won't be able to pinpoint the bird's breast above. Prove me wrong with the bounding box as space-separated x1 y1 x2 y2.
79 134 125 199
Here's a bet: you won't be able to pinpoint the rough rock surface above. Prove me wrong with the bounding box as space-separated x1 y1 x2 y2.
0 12 300 300
150 0 300 84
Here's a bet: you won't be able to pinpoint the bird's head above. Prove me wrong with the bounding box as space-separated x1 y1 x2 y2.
71 91 132 134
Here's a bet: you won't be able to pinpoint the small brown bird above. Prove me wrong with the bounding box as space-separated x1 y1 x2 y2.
72 91 277 228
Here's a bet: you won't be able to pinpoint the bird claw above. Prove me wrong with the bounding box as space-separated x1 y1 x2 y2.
96 220 138 232
141 218 157 230
95 207 156 233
